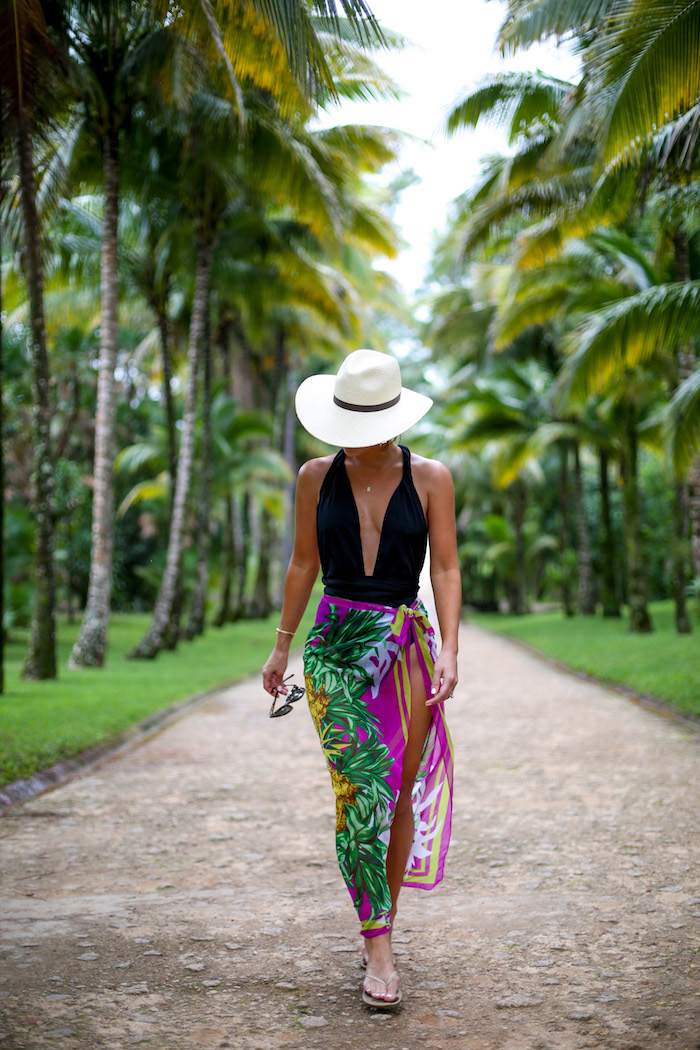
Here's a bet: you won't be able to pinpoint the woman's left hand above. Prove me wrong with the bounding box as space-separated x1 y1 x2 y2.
427 650 458 706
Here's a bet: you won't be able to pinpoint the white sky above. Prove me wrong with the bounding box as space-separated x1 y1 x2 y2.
323 0 580 293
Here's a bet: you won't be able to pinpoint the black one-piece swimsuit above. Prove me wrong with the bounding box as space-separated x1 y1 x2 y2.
316 444 428 608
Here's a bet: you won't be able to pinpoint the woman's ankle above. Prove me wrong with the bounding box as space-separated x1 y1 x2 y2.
366 933 393 966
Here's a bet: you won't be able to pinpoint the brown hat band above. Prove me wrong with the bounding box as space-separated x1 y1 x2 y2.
333 392 401 413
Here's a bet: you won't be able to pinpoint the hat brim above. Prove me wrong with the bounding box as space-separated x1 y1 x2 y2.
295 374 433 448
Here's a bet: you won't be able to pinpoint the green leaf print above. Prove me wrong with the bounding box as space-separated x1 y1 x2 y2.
305 604 398 923
305 607 390 705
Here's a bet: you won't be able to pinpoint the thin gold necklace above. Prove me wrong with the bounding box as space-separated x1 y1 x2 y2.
347 447 398 493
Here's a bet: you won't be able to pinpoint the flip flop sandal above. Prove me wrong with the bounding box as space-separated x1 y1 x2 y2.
362 969 402 1010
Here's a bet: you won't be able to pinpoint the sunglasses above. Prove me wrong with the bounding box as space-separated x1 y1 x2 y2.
269 674 305 718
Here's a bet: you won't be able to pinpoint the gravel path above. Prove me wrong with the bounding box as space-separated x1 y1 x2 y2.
1 623 698 1050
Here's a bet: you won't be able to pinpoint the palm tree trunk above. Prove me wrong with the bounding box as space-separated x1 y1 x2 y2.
245 328 285 620
185 304 213 639
558 445 575 617
234 491 249 617
510 480 528 615
669 340 693 634
281 366 296 575
620 403 653 633
232 323 256 409
599 448 620 618
671 481 692 634
69 122 120 668
213 322 243 625
481 569 499 613
16 119 57 680
673 234 700 596
689 462 700 588
213 494 234 626
159 304 186 649
678 349 700 593
128 237 212 658
157 302 178 504
573 441 595 614
247 507 275 619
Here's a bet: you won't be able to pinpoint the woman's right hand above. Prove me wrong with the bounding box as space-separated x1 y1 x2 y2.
262 648 289 697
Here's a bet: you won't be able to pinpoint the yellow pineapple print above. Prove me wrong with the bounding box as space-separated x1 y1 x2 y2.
330 766 358 832
305 674 330 732
305 674 358 831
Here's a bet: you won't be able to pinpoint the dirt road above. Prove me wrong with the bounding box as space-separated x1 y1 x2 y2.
1 623 698 1050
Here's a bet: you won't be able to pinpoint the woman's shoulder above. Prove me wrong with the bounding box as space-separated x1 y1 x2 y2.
297 454 338 494
408 451 453 488
299 453 337 477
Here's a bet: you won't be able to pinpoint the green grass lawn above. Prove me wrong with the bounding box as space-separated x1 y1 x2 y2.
470 600 700 718
0 600 320 788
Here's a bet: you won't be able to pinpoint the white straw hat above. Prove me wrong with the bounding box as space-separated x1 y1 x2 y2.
295 349 433 447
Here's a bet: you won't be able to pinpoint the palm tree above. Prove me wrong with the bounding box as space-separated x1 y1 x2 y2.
184 306 213 640
1 0 64 678
492 0 699 170
444 357 572 615
500 226 691 631
127 217 213 657
124 67 323 656
489 0 700 587
458 62 696 630
67 0 383 667
64 1 187 668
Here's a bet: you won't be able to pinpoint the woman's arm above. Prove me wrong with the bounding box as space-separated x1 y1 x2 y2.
261 459 324 696
424 460 461 706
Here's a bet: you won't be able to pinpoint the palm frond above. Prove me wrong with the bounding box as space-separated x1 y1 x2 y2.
246 0 383 99
512 165 637 268
446 70 571 143
117 473 171 516
666 368 700 474
491 432 548 488
599 0 700 167
496 0 616 52
315 123 401 172
561 280 700 401
319 30 403 105
115 439 168 475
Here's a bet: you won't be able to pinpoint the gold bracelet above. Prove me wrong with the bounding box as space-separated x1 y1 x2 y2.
275 627 295 637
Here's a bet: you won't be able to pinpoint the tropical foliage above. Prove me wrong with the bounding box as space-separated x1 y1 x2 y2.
304 604 398 926
1 0 405 684
424 0 700 634
3 0 700 704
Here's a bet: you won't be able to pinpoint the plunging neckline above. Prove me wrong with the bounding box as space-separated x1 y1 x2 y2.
342 449 405 578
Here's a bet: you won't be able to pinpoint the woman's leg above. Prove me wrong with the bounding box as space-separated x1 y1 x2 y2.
363 643 433 1003
386 641 433 913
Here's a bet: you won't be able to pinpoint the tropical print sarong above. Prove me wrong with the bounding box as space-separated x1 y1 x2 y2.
303 594 454 937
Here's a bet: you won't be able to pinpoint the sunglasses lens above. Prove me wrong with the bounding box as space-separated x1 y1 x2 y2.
268 678 304 718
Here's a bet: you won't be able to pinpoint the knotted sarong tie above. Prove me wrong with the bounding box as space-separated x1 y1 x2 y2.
390 603 434 697
390 603 432 646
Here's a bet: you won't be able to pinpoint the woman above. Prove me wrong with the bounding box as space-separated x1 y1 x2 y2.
262 348 460 1010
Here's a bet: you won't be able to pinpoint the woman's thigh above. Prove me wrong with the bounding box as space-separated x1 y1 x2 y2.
400 643 434 792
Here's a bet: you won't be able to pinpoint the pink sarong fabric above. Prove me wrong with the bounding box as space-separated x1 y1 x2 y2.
303 594 454 937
